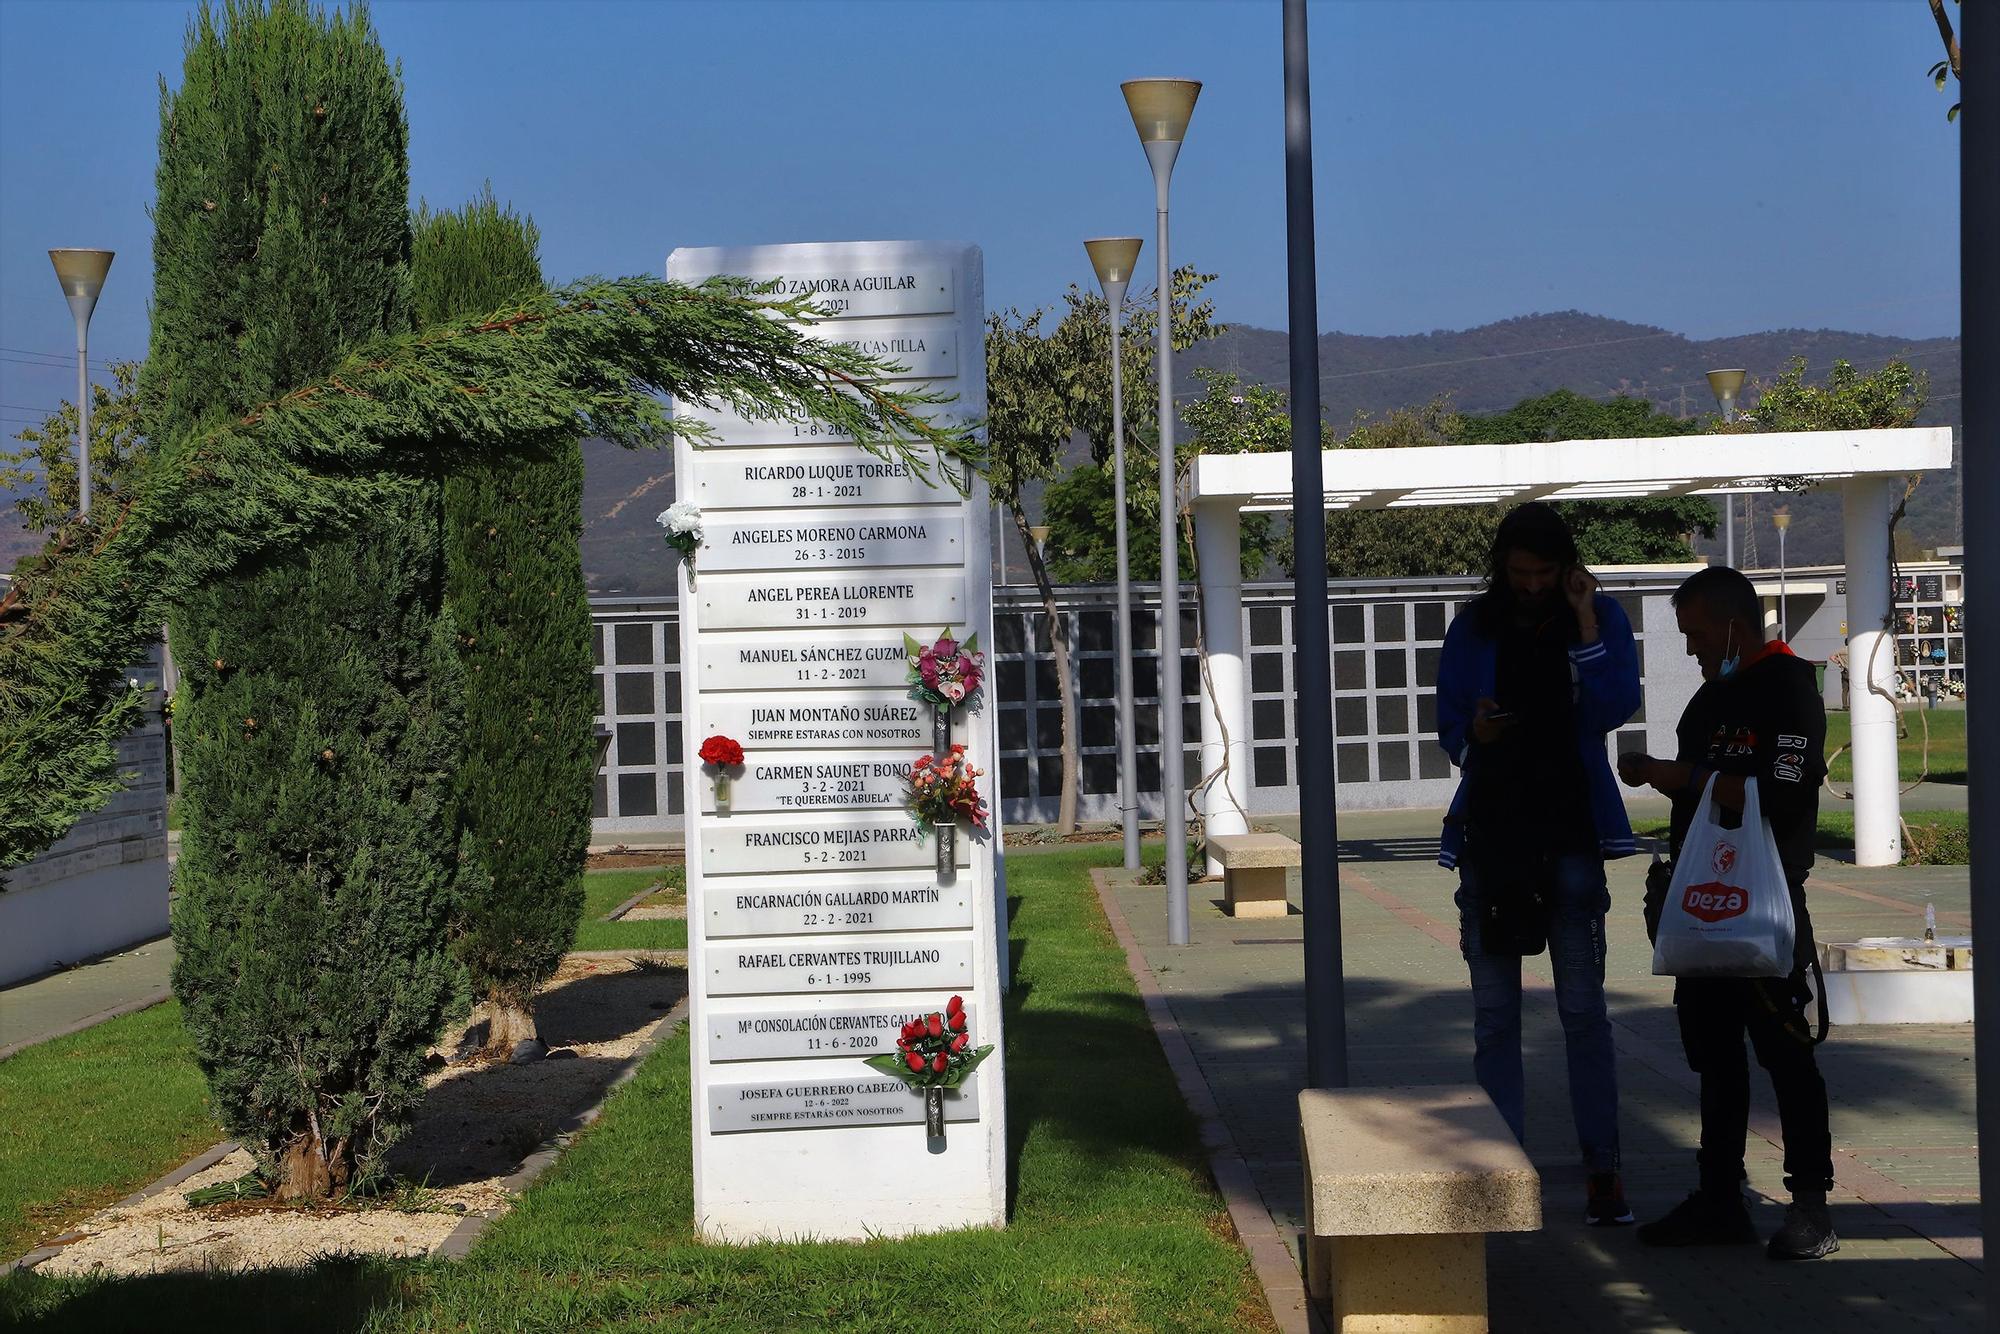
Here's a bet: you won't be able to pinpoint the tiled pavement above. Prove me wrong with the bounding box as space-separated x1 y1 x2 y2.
1109 807 1980 1332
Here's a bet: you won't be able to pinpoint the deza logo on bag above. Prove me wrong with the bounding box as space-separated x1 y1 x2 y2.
1711 841 1738 876
1682 882 1749 923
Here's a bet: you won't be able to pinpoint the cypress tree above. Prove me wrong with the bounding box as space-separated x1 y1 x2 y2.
412 190 594 1059
150 0 462 1200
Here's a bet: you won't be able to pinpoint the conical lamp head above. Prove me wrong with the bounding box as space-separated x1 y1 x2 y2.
1705 368 1746 404
1122 78 1201 145
1085 237 1143 292
50 249 114 325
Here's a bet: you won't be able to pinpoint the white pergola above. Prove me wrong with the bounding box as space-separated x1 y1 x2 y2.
1187 426 1957 868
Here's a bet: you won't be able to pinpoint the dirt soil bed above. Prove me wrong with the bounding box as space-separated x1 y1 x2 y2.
33 954 687 1278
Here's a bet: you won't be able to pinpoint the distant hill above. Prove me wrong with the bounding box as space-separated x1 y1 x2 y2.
2 311 1962 590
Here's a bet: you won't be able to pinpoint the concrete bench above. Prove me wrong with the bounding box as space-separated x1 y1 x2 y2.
1300 1085 1540 1332
1207 832 1300 918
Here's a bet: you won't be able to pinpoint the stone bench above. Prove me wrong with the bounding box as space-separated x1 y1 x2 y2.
1300 1085 1540 1332
1207 832 1300 918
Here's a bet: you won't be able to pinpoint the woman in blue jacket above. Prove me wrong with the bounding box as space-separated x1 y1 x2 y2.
1435 502 1642 1227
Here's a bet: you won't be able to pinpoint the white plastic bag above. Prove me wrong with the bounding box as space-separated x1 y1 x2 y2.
1651 775 1796 978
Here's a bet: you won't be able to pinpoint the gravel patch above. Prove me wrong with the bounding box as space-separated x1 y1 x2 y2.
33 954 687 1278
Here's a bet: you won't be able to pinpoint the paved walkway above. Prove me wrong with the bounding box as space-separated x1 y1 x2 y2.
0 937 175 1059
1109 807 1979 1333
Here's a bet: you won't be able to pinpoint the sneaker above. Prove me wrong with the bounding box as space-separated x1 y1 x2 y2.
1636 1189 1757 1247
1766 1198 1839 1261
1586 1173 1635 1226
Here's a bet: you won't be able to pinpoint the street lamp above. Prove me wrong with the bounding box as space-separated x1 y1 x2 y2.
1123 76 1200 946
1774 506 1792 641
48 249 114 517
1706 368 1746 567
1086 236 1145 871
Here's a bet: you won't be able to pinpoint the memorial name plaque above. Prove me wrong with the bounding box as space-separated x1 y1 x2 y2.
709 1073 980 1134
700 751 912 815
701 813 971 876
705 874 973 938
803 323 958 381
694 572 963 631
705 932 973 997
672 239 1002 1243
696 630 916 692
708 1000 981 1062
744 266 955 320
694 448 951 512
700 692 930 750
697 516 962 574
676 379 963 446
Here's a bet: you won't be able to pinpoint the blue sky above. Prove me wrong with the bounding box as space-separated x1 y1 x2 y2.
0 0 1961 439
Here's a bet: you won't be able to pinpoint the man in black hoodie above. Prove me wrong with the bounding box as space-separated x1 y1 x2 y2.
1616 565 1836 1261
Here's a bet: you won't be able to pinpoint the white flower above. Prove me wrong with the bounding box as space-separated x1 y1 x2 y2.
658 502 703 538
943 680 966 702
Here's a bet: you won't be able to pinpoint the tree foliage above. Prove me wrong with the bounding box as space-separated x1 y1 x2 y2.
1750 356 1928 433
147 0 455 1201
412 187 593 1056
1 363 150 536
0 276 982 879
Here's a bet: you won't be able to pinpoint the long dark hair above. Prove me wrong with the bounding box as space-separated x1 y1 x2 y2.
1471 501 1580 635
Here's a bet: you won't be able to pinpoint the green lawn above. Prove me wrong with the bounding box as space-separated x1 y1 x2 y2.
1826 708 1967 785
4 847 1271 1332
0 1001 221 1260
573 866 688 952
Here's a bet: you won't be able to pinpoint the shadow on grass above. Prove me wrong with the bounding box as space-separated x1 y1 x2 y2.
0 1254 411 1333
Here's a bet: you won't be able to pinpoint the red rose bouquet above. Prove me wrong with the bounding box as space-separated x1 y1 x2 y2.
906 744 986 831
863 994 992 1090
698 734 744 768
699 734 744 813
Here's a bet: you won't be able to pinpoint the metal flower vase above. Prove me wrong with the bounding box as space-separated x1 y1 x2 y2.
932 704 949 755
935 820 955 879
924 1085 947 1141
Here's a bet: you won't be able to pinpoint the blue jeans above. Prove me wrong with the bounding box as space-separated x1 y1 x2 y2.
1456 853 1620 1173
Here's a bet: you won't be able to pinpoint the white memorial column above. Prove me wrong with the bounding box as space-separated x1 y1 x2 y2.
669 241 1004 1242
1194 499 1250 875
1843 475 1902 866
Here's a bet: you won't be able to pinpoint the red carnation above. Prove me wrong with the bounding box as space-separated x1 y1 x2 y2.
930 1052 948 1074
926 1012 944 1038
698 734 744 767
906 1051 926 1073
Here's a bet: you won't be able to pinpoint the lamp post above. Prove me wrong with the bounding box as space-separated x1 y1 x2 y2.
1706 368 1746 567
1086 237 1145 871
1774 506 1792 641
48 249 114 517
1122 77 1200 946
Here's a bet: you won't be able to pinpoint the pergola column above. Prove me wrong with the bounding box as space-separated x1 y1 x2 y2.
1194 499 1250 875
1842 475 1903 866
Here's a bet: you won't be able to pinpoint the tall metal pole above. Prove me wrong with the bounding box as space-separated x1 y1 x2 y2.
1725 499 1735 567
1110 290 1141 869
1778 524 1788 640
1284 0 1347 1088
74 319 91 516
1956 3 1998 1323
1153 186 1189 944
